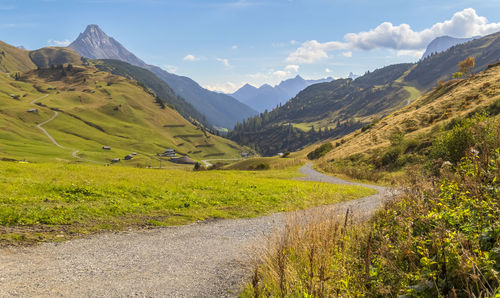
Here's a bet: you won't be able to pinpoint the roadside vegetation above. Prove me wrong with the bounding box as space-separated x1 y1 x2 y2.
242 111 500 297
0 162 375 245
241 60 500 297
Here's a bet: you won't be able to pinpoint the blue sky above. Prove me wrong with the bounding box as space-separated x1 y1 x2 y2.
1 0 500 92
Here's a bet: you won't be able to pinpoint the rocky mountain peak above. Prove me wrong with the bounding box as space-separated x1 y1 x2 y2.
69 24 147 67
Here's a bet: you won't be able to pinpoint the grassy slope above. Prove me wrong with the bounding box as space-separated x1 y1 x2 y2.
29 47 82 68
0 65 243 164
0 41 36 73
291 62 500 185
0 161 376 245
93 59 211 128
324 62 500 160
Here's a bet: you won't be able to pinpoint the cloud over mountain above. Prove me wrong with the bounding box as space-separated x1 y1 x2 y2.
287 8 500 63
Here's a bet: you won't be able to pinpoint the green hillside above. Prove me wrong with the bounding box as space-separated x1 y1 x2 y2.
230 31 500 156
298 61 500 185
94 59 211 128
0 64 244 165
29 47 83 69
0 41 36 73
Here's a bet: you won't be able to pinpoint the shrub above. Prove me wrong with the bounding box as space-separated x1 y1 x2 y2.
250 162 270 170
430 113 490 166
381 146 401 167
307 142 333 160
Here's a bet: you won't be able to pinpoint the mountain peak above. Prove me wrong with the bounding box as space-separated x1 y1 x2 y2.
69 24 147 67
83 24 106 36
242 83 256 89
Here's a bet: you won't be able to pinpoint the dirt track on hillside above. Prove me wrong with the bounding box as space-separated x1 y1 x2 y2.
0 164 394 297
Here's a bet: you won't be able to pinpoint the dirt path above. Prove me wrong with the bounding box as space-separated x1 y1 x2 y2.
0 164 394 297
31 95 66 149
36 110 65 149
202 158 242 167
31 95 102 163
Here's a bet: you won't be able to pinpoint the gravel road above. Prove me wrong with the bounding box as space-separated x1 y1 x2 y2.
0 164 395 297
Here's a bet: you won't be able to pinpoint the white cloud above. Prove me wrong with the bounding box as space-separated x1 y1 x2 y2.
204 81 241 93
273 70 288 78
216 58 231 68
163 65 178 73
325 68 332 73
231 45 238 50
183 54 199 61
47 39 71 46
285 64 300 72
290 40 298 45
286 40 348 63
287 8 500 63
396 49 425 58
342 51 352 58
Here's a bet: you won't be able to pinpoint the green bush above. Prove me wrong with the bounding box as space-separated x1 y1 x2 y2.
307 142 333 160
250 162 270 170
431 113 492 167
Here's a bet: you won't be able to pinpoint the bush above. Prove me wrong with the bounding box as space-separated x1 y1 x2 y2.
250 162 270 170
307 142 333 160
381 147 401 167
431 113 491 166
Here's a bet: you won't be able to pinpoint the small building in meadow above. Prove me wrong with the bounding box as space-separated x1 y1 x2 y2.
159 148 176 157
27 109 38 113
111 158 120 163
102 146 111 150
124 155 134 160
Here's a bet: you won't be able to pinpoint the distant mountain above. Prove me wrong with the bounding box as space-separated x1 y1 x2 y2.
69 25 256 128
230 31 500 156
422 35 480 59
69 24 147 68
231 75 333 112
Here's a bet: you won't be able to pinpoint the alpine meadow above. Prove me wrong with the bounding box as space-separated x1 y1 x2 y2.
0 1 499 297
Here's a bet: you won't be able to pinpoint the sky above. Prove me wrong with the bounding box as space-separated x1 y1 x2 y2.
1 0 500 93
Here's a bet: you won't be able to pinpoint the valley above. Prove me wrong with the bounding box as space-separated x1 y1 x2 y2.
0 4 499 297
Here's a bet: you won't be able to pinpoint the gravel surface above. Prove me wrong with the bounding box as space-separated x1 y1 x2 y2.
0 164 395 297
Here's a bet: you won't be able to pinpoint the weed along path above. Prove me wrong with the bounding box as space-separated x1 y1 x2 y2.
0 164 394 297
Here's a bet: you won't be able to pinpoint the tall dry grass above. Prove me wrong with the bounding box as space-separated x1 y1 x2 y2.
242 207 375 297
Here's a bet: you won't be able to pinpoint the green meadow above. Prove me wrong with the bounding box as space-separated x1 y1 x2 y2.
0 161 375 245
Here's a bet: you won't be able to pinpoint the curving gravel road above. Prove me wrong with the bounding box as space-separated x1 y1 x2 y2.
0 164 395 297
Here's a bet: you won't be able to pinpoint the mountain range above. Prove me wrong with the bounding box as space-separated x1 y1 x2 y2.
230 31 500 155
69 25 257 129
231 75 333 112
